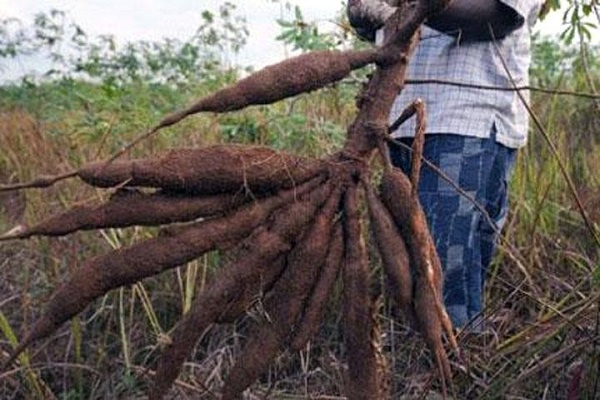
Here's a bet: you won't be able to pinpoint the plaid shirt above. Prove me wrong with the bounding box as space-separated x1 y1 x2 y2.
389 0 542 149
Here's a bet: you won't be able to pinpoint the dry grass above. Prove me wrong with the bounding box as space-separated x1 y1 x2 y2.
0 72 599 400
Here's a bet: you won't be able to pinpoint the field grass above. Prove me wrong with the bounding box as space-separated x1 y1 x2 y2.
0 39 599 399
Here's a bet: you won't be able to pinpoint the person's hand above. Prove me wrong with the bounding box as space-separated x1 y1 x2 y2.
347 0 396 42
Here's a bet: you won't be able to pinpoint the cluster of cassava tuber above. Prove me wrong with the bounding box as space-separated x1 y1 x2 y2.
0 0 457 398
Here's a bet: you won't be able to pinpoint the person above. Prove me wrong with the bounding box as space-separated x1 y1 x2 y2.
348 0 543 330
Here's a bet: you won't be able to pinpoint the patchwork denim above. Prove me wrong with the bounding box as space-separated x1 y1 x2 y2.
389 133 516 329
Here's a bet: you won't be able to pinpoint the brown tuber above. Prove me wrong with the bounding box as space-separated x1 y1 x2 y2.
150 182 334 399
162 50 378 118
365 183 414 322
109 49 380 161
380 166 454 389
80 145 324 193
342 185 381 400
220 185 342 399
0 189 249 241
3 176 325 368
0 145 324 195
289 221 343 351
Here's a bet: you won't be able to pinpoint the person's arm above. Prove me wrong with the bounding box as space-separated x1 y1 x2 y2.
425 0 525 41
347 0 526 43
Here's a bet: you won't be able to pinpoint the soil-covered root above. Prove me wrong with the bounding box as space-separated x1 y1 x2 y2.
412 253 452 390
426 238 454 348
379 167 455 387
104 49 379 164
0 189 249 241
380 166 455 346
79 145 324 193
365 184 414 322
408 212 453 391
214 254 287 324
342 184 381 400
150 182 336 400
2 176 325 369
1 145 326 195
289 221 343 351
384 102 455 350
379 166 413 229
220 186 342 400
153 49 378 128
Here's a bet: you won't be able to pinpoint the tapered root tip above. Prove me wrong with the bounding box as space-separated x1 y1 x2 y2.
0 171 77 192
0 225 27 242
1 341 30 371
442 312 458 351
2 316 58 371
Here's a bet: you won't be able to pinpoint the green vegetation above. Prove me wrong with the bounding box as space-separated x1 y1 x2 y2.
0 2 598 399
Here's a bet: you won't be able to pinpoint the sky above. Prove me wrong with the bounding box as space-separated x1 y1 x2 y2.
0 0 346 80
0 0 581 81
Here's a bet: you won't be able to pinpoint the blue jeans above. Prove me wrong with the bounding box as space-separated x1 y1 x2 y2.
389 133 516 329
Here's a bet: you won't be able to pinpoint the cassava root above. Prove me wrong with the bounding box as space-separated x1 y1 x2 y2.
289 221 343 351
365 183 414 322
0 49 376 193
150 182 335 399
220 186 342 399
342 184 381 400
0 189 249 241
3 176 326 369
111 49 380 161
0 145 324 195
380 167 454 389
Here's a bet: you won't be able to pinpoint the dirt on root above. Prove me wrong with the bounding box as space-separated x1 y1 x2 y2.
78 145 324 194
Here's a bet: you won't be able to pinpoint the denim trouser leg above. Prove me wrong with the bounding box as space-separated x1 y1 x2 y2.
389 133 516 329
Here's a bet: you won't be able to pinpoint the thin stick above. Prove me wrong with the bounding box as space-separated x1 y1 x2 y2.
405 78 600 100
489 26 600 247
105 126 162 165
342 77 600 99
388 98 421 133
410 98 425 193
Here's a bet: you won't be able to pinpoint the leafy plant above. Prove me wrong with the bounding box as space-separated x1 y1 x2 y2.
0 4 249 85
